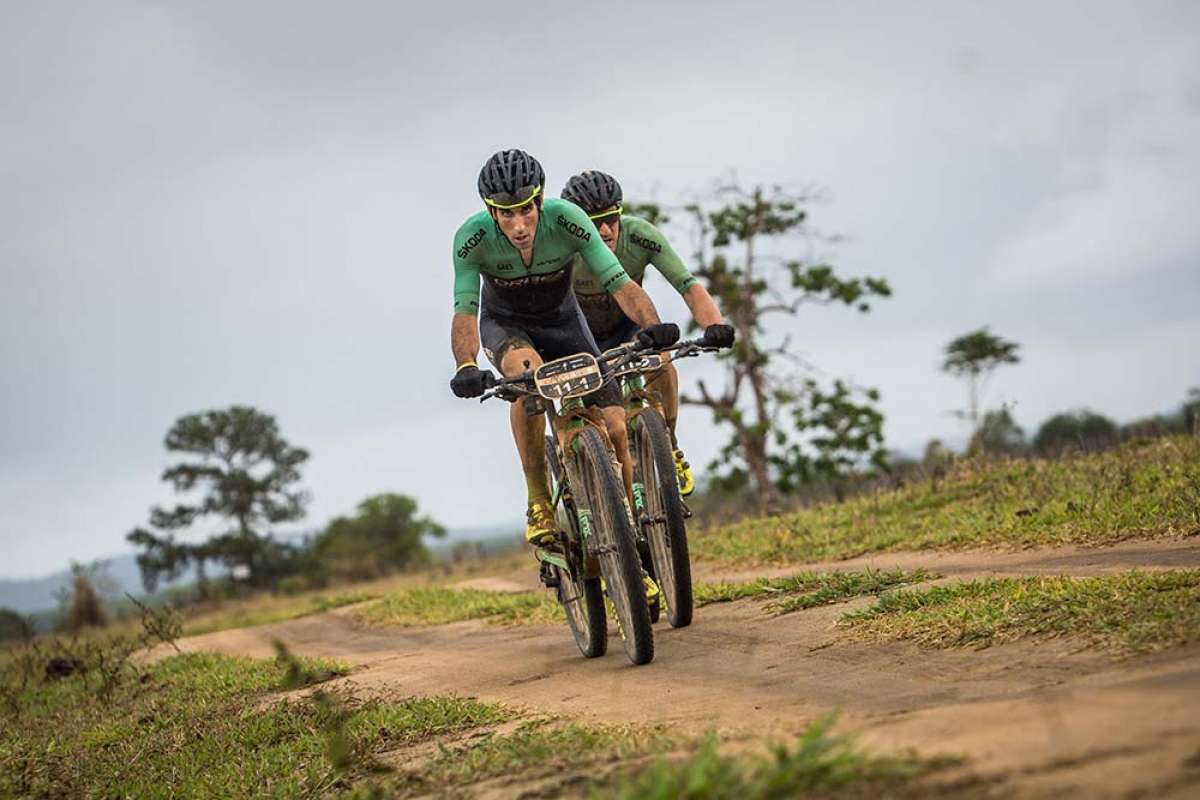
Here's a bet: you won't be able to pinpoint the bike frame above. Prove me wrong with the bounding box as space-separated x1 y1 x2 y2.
619 366 661 529
534 392 608 583
480 341 712 584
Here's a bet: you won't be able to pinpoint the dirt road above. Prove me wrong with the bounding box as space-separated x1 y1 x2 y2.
179 540 1200 798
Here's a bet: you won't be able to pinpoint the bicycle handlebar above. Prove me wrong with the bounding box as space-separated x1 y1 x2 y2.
477 337 723 404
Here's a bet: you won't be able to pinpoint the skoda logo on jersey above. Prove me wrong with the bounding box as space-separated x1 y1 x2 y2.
556 215 591 242
457 228 486 259
630 232 662 253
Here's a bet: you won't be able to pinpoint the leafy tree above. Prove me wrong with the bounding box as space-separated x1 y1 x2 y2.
922 438 954 489
126 528 192 594
941 328 1021 427
127 406 309 589
1121 414 1182 439
313 494 445 581
0 608 32 642
1183 387 1200 436
673 185 892 510
624 201 670 227
1120 388 1200 441
55 562 113 631
777 379 887 501
967 408 1027 457
1033 409 1119 457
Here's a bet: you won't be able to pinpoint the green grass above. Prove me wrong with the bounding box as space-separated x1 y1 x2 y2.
693 437 1200 566
182 589 379 636
842 570 1200 654
357 573 932 630
374 715 946 799
406 719 676 793
2 646 954 799
602 715 947 799
0 650 512 798
694 569 933 615
354 586 564 628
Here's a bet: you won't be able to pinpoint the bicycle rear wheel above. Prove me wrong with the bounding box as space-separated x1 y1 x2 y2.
634 408 693 628
571 427 654 666
545 436 606 658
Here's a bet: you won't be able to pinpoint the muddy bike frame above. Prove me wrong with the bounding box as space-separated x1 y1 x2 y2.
478 339 708 583
612 340 717 526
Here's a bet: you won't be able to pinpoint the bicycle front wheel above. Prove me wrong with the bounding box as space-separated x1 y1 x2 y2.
545 435 606 658
634 408 693 628
571 427 654 666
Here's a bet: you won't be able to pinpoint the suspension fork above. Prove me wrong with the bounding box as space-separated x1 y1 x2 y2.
620 373 650 522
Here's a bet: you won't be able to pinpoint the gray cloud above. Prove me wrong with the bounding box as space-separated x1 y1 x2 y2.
2 1 1198 577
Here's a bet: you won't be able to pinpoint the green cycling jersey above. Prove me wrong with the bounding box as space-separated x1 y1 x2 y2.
452 198 631 317
570 214 697 331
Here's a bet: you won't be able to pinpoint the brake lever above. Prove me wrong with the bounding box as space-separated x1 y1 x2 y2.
479 385 522 403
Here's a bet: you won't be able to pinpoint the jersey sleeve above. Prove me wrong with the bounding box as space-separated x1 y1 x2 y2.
561 202 632 294
451 221 486 315
639 220 698 294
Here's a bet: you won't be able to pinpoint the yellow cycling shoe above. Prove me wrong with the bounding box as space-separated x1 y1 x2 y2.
673 449 695 497
643 573 662 603
525 501 558 547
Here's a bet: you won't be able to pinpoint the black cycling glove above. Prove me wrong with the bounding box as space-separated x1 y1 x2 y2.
635 322 680 350
700 323 736 349
450 364 494 398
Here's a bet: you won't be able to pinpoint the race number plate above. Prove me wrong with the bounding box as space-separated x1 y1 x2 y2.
604 348 664 377
535 353 603 399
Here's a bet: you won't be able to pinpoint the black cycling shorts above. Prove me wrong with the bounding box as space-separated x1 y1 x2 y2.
480 296 622 408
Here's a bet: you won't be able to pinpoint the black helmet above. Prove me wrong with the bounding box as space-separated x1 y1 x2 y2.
561 170 623 217
477 149 545 208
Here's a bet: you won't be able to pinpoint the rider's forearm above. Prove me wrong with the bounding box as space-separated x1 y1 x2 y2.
611 283 661 328
451 313 480 367
682 284 724 327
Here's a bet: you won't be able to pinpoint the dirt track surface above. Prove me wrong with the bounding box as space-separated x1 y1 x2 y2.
179 540 1200 798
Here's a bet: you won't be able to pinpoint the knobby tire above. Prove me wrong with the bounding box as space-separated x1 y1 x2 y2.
573 427 654 665
635 407 694 628
544 435 606 658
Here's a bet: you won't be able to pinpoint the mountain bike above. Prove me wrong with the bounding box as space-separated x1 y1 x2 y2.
605 339 719 629
480 345 661 665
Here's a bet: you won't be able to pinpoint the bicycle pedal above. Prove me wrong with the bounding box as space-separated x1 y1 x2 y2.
681 500 693 519
538 562 560 589
537 539 565 555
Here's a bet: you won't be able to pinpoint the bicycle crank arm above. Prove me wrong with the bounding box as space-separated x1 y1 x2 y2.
535 549 570 571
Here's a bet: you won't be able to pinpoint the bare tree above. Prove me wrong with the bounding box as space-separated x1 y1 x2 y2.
673 184 892 511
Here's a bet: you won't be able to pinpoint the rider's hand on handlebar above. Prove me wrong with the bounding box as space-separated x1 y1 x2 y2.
450 364 495 398
700 323 736 349
635 322 680 350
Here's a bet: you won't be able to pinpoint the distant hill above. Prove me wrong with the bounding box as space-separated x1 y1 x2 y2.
0 552 199 615
0 522 521 616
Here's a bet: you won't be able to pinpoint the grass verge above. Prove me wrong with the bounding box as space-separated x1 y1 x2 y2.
354 586 563 628
0 649 514 798
695 569 933 615
182 589 380 636
842 569 1200 654
4 643 955 799
602 715 949 799
359 571 935 629
387 719 677 796
693 436 1200 566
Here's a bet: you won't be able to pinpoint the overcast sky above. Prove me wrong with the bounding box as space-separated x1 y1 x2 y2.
3 1 1198 578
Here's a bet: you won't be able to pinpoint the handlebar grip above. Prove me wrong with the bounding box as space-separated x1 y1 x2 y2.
481 371 498 390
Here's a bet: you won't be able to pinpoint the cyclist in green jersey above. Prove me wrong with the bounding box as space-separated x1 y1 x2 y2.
449 150 680 547
562 170 735 496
